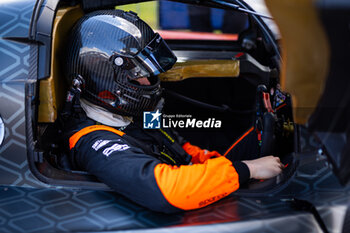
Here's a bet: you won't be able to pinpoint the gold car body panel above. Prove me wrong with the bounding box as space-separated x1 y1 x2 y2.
38 5 84 122
266 0 330 124
159 60 240 81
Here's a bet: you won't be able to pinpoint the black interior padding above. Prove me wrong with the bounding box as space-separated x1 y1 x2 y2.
162 76 257 153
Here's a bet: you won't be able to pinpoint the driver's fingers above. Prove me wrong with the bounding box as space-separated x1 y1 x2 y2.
279 162 285 170
274 157 284 170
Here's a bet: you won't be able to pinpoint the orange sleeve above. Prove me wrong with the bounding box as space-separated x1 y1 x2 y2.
154 156 239 210
182 142 221 164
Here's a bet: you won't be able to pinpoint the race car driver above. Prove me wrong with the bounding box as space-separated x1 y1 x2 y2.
62 9 284 213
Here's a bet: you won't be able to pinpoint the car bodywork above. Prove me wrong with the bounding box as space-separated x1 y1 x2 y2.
0 0 349 232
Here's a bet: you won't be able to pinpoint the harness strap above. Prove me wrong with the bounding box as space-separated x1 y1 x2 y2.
140 127 192 165
69 125 125 150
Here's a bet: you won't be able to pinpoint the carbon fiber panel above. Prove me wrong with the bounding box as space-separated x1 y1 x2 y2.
0 0 44 187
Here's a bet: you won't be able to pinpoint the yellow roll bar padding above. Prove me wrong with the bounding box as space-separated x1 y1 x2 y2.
265 0 330 124
159 60 240 81
38 6 84 122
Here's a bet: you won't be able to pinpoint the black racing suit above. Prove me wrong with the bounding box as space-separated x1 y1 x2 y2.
64 117 258 213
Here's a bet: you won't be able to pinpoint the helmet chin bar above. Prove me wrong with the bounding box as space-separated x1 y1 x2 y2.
92 75 163 117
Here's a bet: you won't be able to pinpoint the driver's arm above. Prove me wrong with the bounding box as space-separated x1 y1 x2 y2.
69 129 250 213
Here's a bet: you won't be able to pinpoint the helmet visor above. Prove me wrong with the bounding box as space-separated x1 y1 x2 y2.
113 33 177 80
135 33 177 76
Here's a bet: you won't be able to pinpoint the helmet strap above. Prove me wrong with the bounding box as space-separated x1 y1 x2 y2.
60 75 86 121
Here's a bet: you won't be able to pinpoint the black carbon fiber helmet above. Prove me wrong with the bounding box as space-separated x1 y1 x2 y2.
66 10 177 116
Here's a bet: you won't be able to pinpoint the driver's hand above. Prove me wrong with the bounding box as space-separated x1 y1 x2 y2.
242 156 284 179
